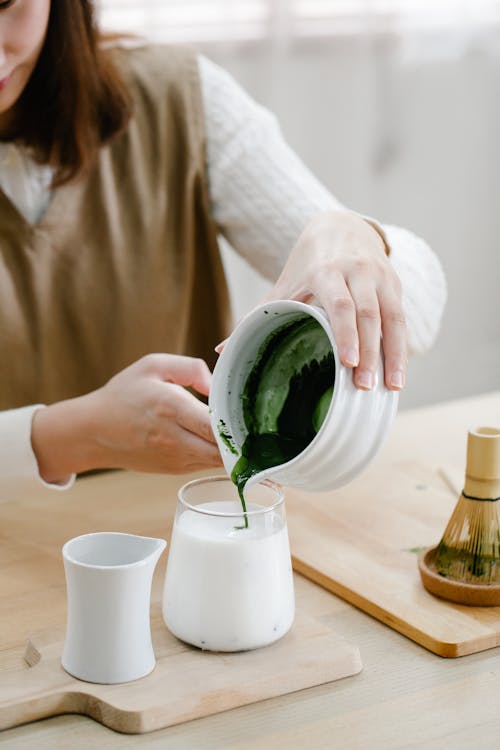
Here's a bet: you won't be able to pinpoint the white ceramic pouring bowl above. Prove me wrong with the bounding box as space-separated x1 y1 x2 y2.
209 300 398 492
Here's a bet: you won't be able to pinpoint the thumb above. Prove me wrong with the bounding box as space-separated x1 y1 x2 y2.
214 293 283 353
214 338 228 355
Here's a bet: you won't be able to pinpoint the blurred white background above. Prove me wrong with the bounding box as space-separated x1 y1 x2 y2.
98 0 500 410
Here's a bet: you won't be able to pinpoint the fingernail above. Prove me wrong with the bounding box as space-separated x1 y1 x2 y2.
356 370 374 389
344 348 359 367
214 344 222 354
390 370 404 389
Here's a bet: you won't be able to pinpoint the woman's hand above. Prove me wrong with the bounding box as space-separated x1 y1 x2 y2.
265 209 407 391
31 354 222 483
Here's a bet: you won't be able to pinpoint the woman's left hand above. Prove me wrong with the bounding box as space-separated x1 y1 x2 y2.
264 209 407 391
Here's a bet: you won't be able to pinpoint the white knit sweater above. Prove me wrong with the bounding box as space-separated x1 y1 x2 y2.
0 54 446 493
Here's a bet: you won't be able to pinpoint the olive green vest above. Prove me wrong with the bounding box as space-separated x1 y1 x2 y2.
0 45 231 409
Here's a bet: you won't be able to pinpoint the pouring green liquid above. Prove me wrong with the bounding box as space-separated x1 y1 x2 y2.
226 315 335 528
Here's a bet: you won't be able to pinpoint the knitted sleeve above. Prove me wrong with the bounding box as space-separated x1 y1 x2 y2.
0 406 75 498
199 54 447 357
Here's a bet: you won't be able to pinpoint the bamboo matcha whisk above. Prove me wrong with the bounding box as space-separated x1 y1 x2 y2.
434 427 500 584
419 426 500 606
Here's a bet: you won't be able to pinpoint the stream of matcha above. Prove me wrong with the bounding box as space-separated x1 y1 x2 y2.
224 315 335 528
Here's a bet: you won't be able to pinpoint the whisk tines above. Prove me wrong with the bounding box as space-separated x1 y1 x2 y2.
434 495 500 584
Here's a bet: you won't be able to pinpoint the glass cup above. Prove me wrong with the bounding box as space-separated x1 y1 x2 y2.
162 476 295 652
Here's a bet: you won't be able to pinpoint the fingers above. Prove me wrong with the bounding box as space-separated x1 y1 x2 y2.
151 386 222 471
313 270 359 368
138 353 212 396
346 275 381 390
173 427 223 471
378 287 407 390
147 419 222 473
169 385 218 446
313 265 406 391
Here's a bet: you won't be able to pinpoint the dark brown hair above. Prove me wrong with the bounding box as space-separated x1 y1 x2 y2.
9 0 132 186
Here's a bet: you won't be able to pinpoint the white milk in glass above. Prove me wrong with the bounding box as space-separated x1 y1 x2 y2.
163 499 295 651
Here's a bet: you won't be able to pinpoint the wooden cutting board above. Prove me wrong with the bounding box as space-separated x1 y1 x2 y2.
286 391 500 658
0 603 361 734
0 470 361 735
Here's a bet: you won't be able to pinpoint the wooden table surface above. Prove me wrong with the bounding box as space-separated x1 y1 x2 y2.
2 391 500 749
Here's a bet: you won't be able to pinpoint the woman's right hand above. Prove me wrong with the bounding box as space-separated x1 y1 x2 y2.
31 354 222 483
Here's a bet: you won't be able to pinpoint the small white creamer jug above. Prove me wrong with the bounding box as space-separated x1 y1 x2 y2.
62 532 166 684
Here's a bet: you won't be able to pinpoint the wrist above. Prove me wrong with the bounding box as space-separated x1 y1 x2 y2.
31 393 105 483
304 209 388 257
361 215 391 257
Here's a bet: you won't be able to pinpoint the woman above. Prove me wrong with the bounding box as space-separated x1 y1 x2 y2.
0 0 446 492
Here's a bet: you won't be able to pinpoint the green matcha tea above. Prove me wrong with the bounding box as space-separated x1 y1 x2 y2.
225 314 335 527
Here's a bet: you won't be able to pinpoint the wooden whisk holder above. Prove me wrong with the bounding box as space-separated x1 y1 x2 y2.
419 426 500 606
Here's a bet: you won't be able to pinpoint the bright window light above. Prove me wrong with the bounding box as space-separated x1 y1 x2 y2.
97 0 500 42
